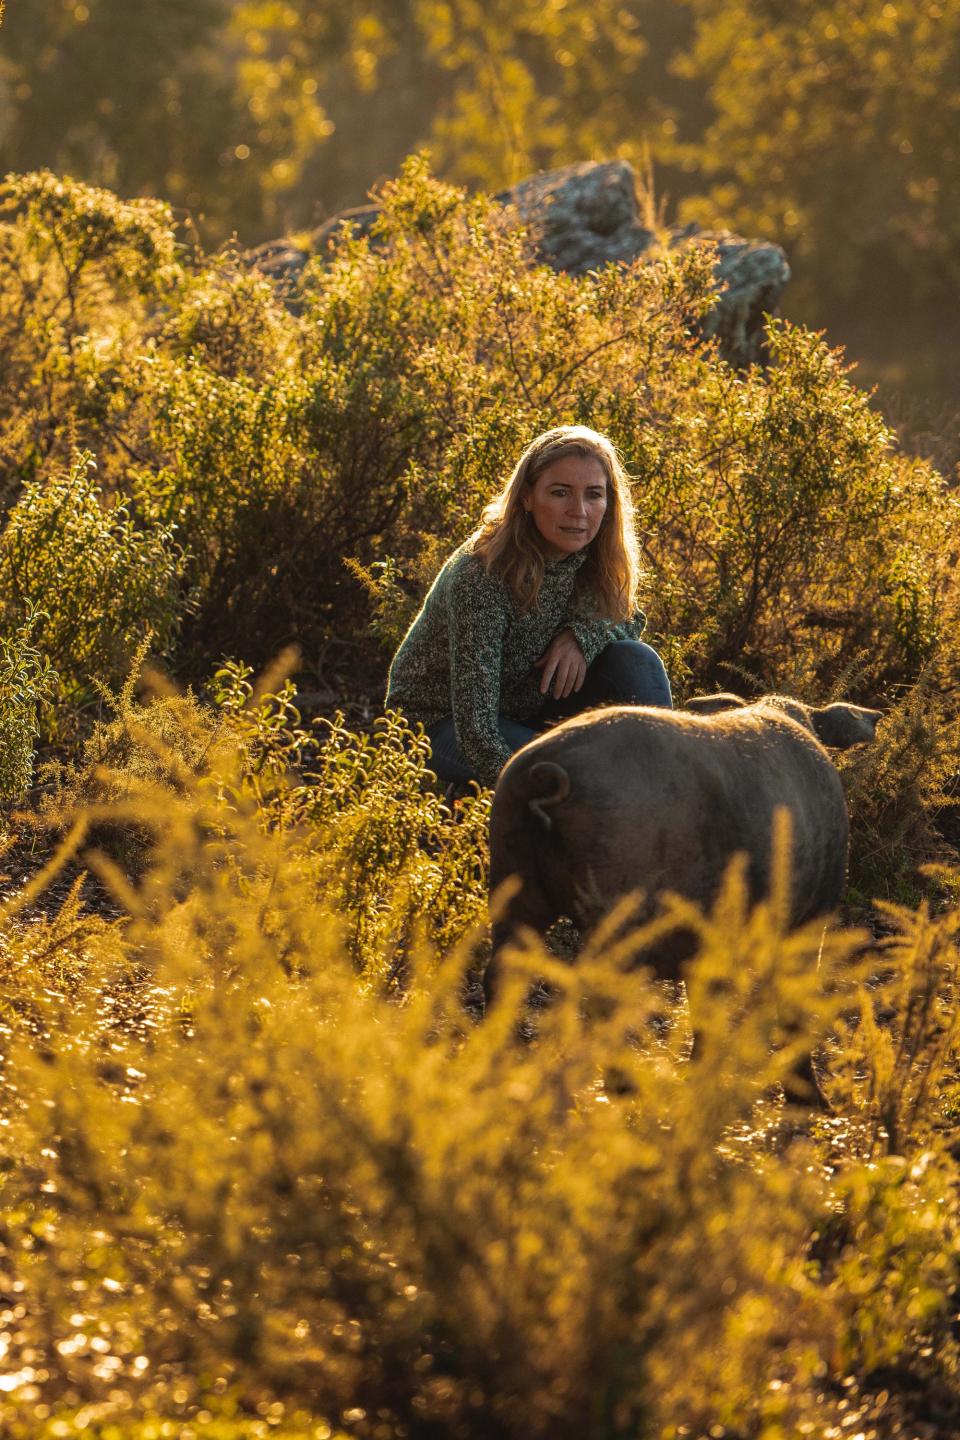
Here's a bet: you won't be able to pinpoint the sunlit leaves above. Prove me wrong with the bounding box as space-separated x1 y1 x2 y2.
4 712 960 1434
0 451 182 716
0 606 56 802
1 159 955 703
678 0 960 299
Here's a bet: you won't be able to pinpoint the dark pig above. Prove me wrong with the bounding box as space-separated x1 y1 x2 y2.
485 694 881 1007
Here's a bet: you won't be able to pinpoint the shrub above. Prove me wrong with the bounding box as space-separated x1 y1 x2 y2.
832 900 960 1156
839 678 960 907
129 356 310 661
627 321 958 693
158 255 294 381
39 660 489 975
3 159 957 708
38 659 226 874
0 606 56 803
292 709 491 978
211 661 492 976
2 755 960 1437
0 171 180 500
0 450 183 719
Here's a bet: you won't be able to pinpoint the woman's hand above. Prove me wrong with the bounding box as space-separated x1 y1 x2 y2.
534 628 587 699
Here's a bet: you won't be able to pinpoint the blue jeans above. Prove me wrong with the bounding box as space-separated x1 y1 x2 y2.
425 639 672 786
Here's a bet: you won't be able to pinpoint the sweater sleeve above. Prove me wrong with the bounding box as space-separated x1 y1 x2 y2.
447 560 513 788
566 607 648 665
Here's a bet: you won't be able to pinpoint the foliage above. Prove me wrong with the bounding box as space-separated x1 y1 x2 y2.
0 0 327 242
37 659 228 875
229 0 658 198
840 678 960 906
130 353 307 656
2 730 960 1437
2 169 177 294
846 696 960 898
0 171 179 499
676 0 960 305
629 320 959 690
0 0 667 246
40 663 489 977
0 450 182 715
0 159 956 727
833 899 960 1157
202 668 491 976
291 709 491 977
0 606 56 803
3 0 959 415
343 556 417 655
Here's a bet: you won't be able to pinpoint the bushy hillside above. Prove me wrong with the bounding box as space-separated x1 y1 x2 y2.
2 159 960 1438
1 159 956 713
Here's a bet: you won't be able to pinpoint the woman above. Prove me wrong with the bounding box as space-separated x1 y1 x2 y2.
386 424 672 789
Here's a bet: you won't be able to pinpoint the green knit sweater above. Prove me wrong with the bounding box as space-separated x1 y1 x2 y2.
386 540 646 786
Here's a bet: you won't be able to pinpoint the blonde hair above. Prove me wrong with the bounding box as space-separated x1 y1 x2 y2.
472 425 641 619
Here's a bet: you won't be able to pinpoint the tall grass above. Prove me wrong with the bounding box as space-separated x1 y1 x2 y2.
0 698 959 1438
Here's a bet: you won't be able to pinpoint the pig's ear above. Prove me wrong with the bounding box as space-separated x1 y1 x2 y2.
685 692 747 715
811 702 882 749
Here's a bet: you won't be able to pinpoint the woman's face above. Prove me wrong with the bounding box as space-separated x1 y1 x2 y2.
523 453 609 559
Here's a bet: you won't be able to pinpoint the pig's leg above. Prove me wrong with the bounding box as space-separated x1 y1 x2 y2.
484 879 559 1010
783 1047 831 1111
686 1026 831 1111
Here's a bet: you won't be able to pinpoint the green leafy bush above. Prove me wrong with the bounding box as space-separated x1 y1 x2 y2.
833 899 960 1157
2 159 957 711
130 356 310 660
627 320 957 691
0 450 182 716
0 171 179 499
0 606 55 803
839 678 960 906
39 662 488 976
2 747 960 1438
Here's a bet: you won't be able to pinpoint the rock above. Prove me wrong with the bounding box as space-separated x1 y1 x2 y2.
495 161 791 365
696 231 793 367
249 160 790 368
495 160 653 274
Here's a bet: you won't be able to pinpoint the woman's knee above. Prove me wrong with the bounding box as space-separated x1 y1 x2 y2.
589 640 673 708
